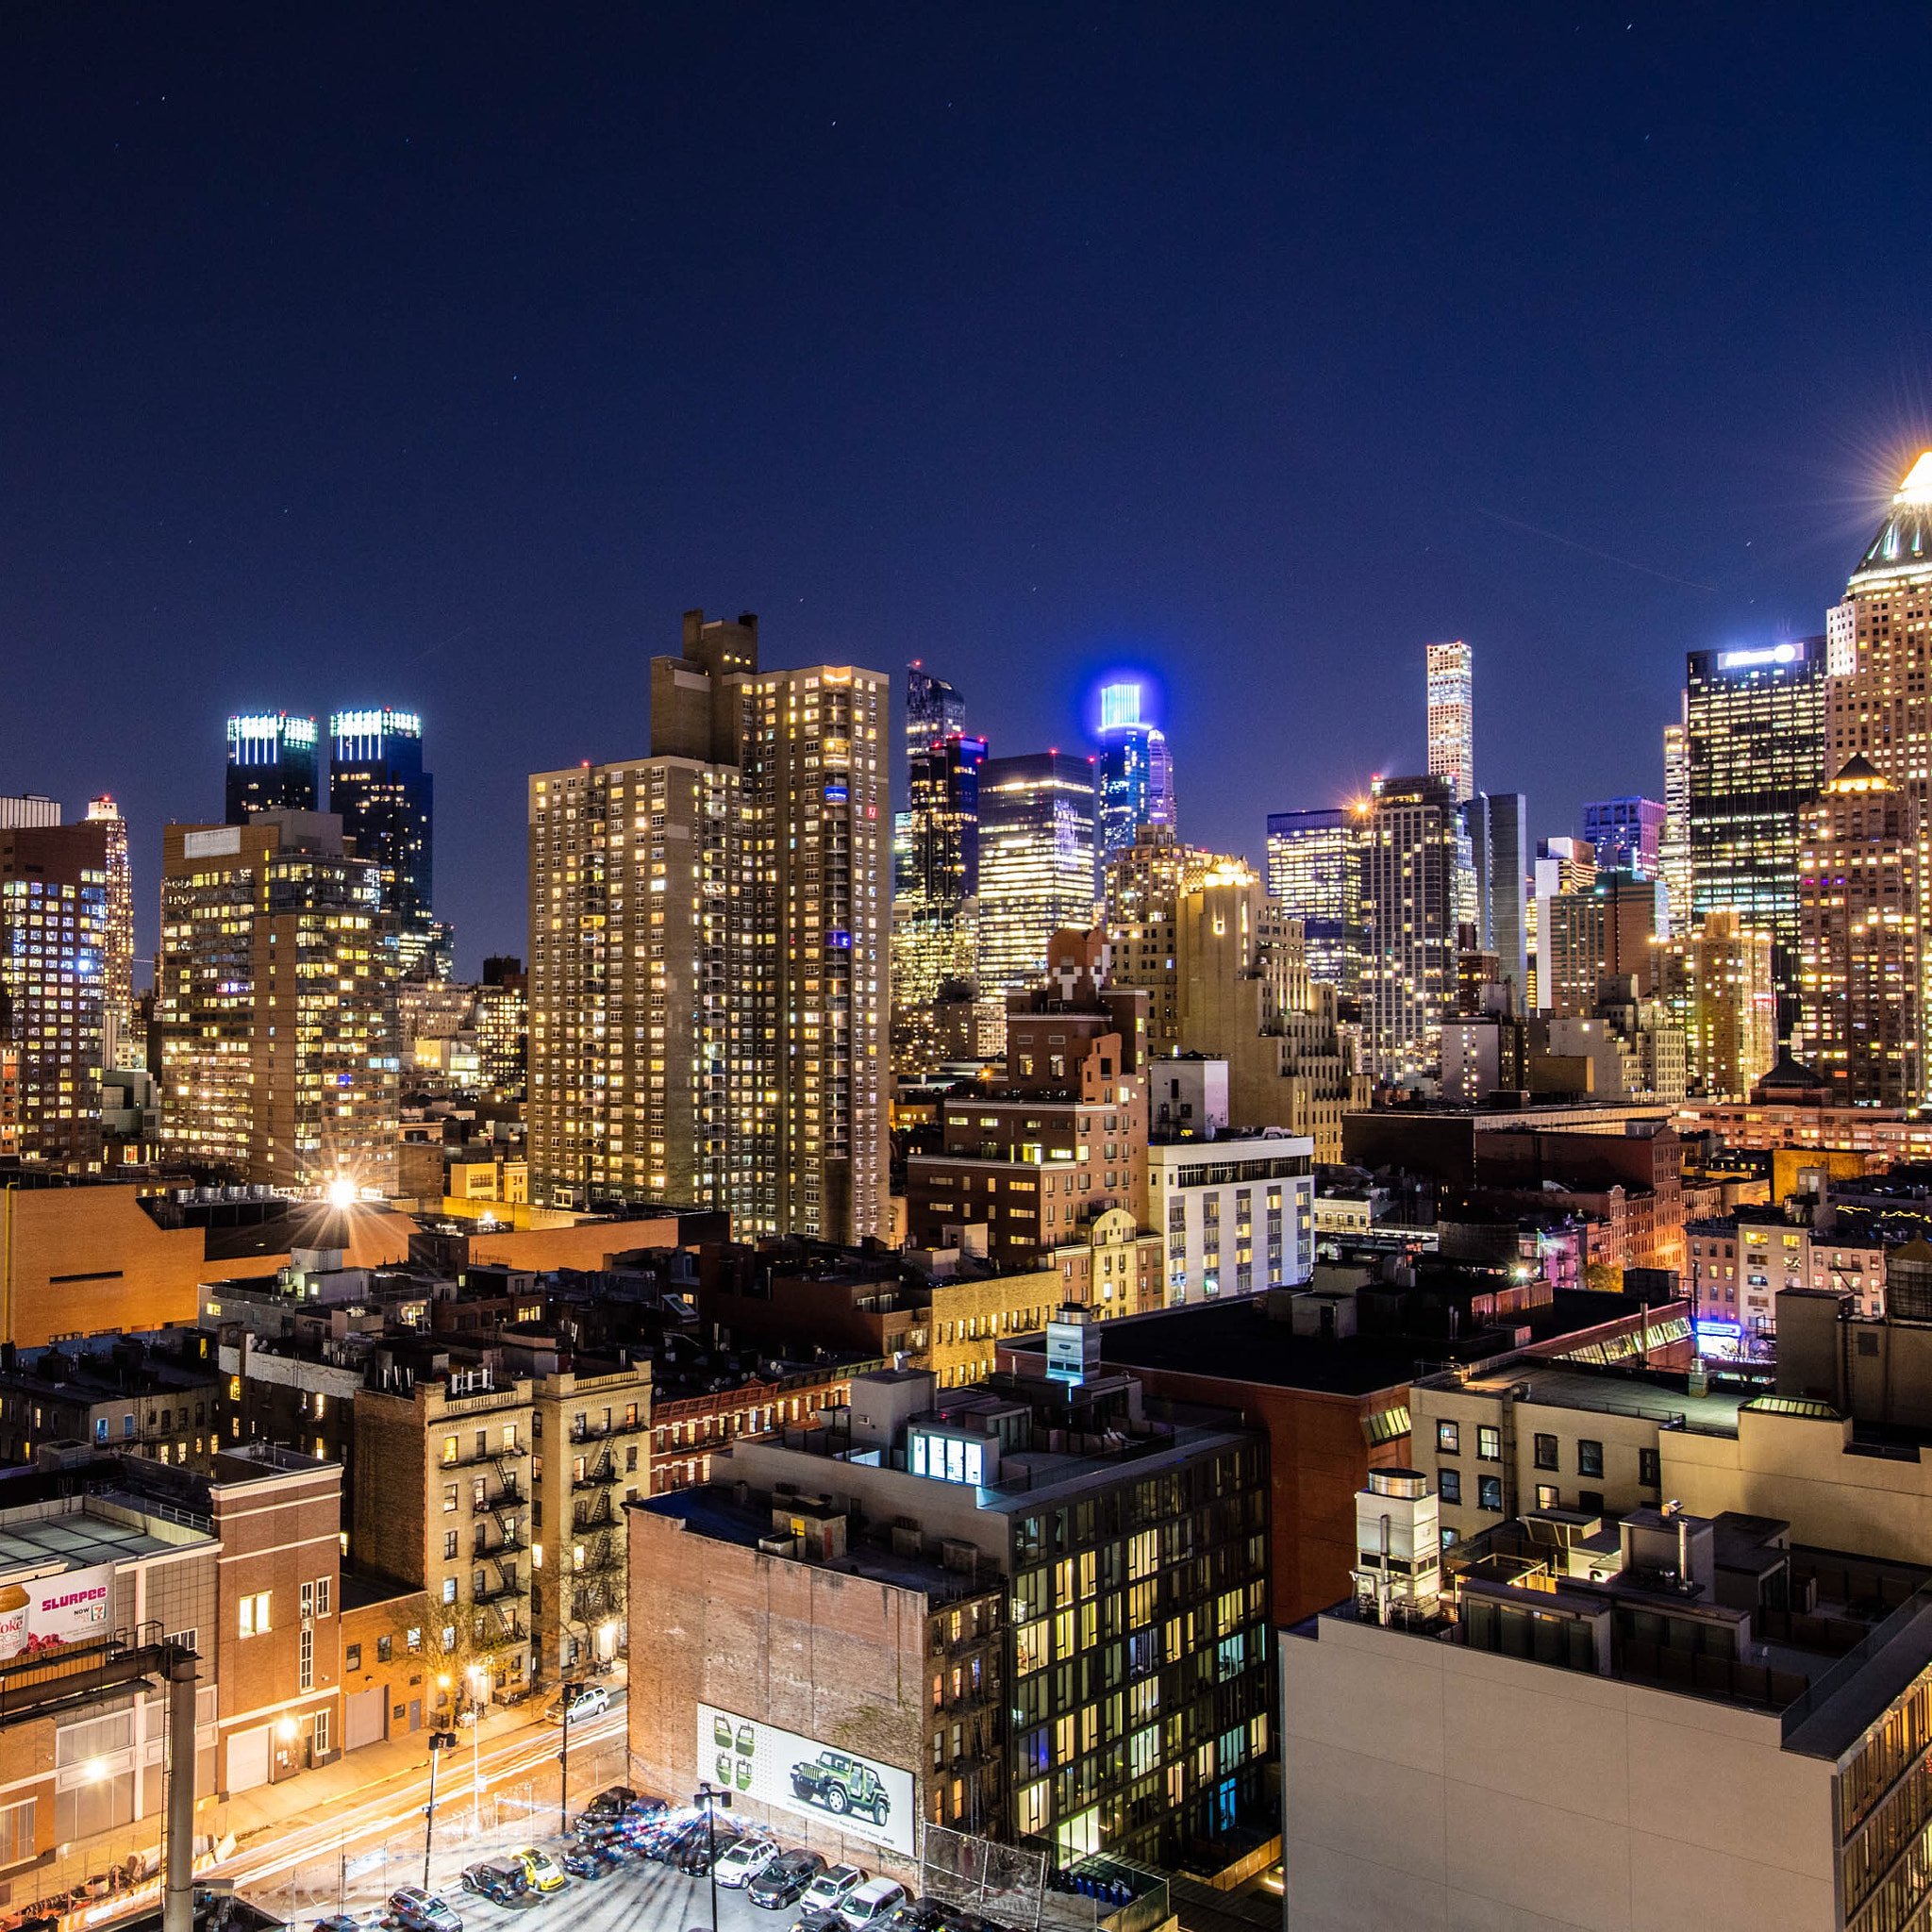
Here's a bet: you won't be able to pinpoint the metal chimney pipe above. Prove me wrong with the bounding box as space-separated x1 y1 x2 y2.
163 1641 199 1932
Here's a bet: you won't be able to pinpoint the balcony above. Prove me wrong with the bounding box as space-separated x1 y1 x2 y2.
473 1570 521 1605
572 1459 618 1491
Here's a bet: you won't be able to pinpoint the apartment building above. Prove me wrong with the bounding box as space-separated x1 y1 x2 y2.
1145 1128 1315 1305
0 1332 227 1469
529 1364 649 1679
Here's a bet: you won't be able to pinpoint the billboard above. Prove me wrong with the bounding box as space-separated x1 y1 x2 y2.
0 1564 116 1663
696 1703 917 1857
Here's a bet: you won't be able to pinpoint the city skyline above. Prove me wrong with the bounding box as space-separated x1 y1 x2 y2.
6 9 1929 974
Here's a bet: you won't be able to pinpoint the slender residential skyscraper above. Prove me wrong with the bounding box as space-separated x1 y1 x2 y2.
1093 681 1174 872
1659 711 1692 928
1425 641 1475 802
976 751 1098 991
527 610 889 1242
225 712 319 824
84 795 133 1056
1359 773 1457 1084
328 708 437 976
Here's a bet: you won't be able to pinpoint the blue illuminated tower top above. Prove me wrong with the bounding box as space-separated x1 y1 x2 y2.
225 712 319 825
1093 680 1174 873
328 708 435 973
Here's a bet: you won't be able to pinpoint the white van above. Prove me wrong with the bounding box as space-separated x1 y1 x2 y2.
839 1879 908 1928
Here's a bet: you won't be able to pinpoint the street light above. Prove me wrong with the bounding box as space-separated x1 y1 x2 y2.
691 1781 733 1932
558 1679 583 1835
424 1729 458 1890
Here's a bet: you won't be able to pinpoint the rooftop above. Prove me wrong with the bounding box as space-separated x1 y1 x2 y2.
1420 1358 1757 1437
1007 1288 1675 1400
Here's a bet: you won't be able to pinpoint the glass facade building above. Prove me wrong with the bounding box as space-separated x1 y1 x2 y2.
976 752 1099 993
225 711 318 825
1264 807 1362 994
1684 638 1825 1020
328 708 435 976
1093 683 1175 874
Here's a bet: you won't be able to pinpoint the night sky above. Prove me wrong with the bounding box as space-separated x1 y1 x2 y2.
6 5 1930 975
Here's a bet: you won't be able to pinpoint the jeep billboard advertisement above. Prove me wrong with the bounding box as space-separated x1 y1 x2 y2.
694 1703 917 1857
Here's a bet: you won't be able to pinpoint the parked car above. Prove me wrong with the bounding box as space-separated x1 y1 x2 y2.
677 1828 743 1877
749 1850 828 1909
626 1793 671 1819
801 1866 867 1914
841 1881 908 1930
507 1847 569 1895
581 1785 638 1820
714 1837 782 1889
791 1750 891 1829
883 1903 949 1932
458 1864 526 1907
386 1891 463 1932
787 1912 852 1932
544 1684 609 1724
560 1849 615 1882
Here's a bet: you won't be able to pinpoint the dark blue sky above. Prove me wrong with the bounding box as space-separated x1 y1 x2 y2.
5 4 1929 974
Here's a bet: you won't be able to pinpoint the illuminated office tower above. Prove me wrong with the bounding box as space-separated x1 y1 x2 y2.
1358 774 1457 1084
0 816 116 1168
1686 638 1825 1021
1093 682 1174 872
328 708 437 975
1425 641 1475 801
1582 796 1667 879
527 611 889 1242
1659 711 1692 927
225 711 318 824
976 751 1098 992
1264 807 1363 992
1530 836 1596 1015
1652 908 1776 1100
156 812 397 1191
1798 758 1921 1108
83 796 134 1056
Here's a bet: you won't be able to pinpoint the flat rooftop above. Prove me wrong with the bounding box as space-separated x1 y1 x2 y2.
1438 1360 1753 1437
0 1500 210 1577
640 1484 991 1600
1008 1290 1672 1400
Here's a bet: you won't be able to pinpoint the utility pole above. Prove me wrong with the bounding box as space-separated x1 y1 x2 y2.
162 1640 199 1932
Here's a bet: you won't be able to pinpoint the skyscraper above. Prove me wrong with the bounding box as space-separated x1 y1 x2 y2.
0 816 116 1168
225 712 319 824
84 795 133 1057
1093 681 1174 872
527 611 889 1242
157 812 398 1191
976 751 1098 992
1824 452 1932 1096
1265 807 1364 993
1358 774 1457 1084
1581 796 1667 879
1798 758 1920 1108
892 665 987 1073
328 708 436 975
1463 791 1529 1015
1685 638 1825 1023
1658 712 1692 927
1425 641 1475 801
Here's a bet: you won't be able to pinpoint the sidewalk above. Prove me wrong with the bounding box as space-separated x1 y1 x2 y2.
223 1701 558 1846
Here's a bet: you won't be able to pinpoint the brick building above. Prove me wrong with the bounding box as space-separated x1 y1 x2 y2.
629 1486 1005 1881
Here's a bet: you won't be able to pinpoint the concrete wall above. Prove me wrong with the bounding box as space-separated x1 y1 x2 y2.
0 1187 208 1346
1280 1612 1837 1932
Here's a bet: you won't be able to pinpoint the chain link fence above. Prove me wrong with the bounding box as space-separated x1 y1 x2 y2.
920 1825 1047 1931
257 1739 635 1928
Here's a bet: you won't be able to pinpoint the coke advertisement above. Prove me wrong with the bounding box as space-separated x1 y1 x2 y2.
0 1565 116 1662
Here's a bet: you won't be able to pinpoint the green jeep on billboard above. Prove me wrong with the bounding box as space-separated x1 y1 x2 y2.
789 1749 891 1827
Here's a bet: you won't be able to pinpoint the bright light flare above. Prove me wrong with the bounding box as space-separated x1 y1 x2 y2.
1898 451 1932 504
325 1176 358 1208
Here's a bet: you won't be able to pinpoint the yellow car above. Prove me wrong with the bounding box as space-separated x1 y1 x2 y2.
508 1847 569 1895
